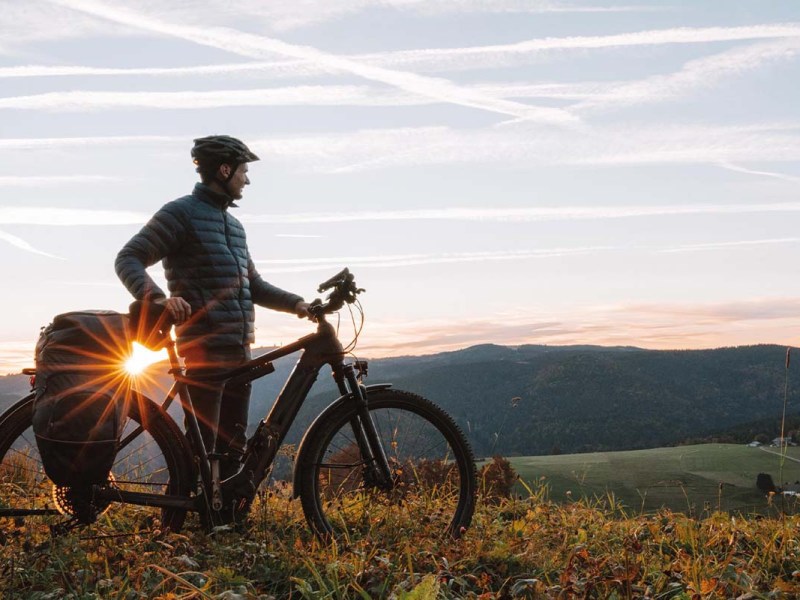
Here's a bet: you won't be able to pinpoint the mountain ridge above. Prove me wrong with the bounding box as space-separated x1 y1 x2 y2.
2 342 797 457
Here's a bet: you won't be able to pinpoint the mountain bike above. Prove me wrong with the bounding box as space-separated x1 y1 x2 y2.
0 269 477 541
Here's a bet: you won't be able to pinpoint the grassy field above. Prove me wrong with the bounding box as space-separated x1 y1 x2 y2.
4 478 800 597
507 443 800 515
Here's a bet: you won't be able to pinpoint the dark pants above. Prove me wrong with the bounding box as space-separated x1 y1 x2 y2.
183 345 252 478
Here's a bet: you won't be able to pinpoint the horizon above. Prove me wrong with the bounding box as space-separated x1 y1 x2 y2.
2 338 797 378
1 1 799 373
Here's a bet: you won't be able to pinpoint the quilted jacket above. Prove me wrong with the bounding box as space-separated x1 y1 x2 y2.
115 183 303 351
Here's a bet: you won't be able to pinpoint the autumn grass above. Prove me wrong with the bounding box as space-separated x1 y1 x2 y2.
2 480 800 599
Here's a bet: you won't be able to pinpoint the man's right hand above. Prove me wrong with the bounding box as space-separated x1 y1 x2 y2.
155 297 192 325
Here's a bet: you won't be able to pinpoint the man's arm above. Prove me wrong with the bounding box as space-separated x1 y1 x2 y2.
247 252 308 315
115 203 185 302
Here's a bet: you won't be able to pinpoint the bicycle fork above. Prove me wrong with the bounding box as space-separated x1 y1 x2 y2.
336 363 394 489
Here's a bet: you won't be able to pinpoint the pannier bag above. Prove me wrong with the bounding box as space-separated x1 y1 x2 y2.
32 310 132 487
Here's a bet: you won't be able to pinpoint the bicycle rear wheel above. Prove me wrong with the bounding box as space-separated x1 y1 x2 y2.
0 392 193 533
298 389 477 541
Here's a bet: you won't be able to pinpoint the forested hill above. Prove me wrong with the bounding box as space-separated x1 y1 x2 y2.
1 343 798 457
361 343 800 457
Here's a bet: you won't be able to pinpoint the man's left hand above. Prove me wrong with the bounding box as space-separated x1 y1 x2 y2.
294 301 315 320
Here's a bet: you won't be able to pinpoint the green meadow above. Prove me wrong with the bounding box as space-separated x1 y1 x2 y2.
508 443 800 515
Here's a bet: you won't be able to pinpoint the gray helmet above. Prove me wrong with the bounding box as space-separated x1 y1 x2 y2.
191 135 259 169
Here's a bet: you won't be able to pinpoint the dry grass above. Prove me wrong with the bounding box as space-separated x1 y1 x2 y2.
2 477 800 599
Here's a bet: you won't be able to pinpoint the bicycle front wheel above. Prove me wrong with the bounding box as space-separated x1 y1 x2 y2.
0 392 193 533
298 388 477 541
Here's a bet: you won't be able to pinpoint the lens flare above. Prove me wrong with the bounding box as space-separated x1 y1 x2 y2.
124 342 168 375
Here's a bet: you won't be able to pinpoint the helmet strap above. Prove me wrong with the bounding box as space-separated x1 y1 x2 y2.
214 163 238 191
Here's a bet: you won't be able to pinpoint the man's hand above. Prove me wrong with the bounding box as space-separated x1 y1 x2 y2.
294 300 315 320
155 297 192 325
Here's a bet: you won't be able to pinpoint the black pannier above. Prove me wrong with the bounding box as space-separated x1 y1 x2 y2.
32 310 132 487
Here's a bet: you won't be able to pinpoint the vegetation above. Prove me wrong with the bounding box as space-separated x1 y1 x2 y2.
3 343 799 459
3 457 800 598
505 444 800 516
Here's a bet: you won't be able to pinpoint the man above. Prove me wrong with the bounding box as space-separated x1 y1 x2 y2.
116 135 310 478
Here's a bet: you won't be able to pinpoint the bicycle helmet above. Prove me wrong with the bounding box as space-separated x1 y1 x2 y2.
191 135 259 183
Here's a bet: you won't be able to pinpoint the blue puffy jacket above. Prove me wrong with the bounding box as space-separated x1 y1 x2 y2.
116 183 303 352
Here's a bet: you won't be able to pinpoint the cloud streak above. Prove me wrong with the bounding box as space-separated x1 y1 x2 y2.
1 122 798 173
292 296 800 358
0 207 148 226
0 135 178 150
717 161 800 183
254 247 617 273
660 238 800 254
355 23 800 73
0 86 426 112
47 0 579 126
256 124 800 172
0 229 64 259
573 38 800 113
0 175 121 186
6 203 800 228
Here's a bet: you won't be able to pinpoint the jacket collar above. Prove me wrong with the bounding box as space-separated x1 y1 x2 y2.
192 182 239 210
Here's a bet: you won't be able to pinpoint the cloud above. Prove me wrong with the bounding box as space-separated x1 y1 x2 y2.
572 38 800 113
255 123 800 172
47 0 580 126
0 61 312 79
354 23 800 73
345 296 800 357
661 238 800 254
0 135 178 150
242 202 800 225
0 341 36 374
6 202 800 228
55 1 663 35
10 22 800 84
0 207 148 226
717 161 800 183
0 1 136 47
0 229 64 259
254 247 616 273
2 122 798 172
0 86 422 112
0 175 121 187
6 36 797 115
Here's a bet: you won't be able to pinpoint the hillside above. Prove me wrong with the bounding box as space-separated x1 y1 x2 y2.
507 443 800 515
2 343 798 458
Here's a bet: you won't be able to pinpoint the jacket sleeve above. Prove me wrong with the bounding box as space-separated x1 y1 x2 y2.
247 251 304 313
115 202 187 301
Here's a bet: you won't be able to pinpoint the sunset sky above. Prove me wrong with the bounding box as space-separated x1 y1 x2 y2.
1 0 799 373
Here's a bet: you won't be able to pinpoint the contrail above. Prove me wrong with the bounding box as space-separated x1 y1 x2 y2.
717 161 800 183
6 202 800 227
47 0 580 126
0 229 64 259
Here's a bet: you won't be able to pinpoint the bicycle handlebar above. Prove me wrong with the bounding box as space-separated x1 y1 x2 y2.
129 269 363 345
310 268 364 317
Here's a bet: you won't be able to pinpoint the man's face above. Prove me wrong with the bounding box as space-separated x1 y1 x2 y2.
225 163 250 200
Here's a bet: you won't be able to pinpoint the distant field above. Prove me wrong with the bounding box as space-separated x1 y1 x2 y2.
504 444 800 515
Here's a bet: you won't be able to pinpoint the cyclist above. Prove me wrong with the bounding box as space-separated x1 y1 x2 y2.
116 135 311 480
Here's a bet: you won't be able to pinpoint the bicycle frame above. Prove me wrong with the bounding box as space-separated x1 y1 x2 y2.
99 313 394 517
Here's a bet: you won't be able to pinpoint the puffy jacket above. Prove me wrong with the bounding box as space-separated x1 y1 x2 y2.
115 183 303 351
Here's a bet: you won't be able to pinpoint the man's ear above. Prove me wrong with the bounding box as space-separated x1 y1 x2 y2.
219 163 231 179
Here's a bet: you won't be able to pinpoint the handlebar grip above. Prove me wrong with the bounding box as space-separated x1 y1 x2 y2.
317 267 351 293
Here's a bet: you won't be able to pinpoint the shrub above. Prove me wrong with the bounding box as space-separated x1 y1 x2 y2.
480 455 517 502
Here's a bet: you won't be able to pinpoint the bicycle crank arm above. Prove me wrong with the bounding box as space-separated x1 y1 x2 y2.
95 488 196 511
0 507 60 517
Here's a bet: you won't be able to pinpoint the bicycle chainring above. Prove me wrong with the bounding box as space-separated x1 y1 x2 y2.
51 473 116 524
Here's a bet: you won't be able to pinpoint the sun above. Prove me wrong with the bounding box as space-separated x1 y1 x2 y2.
124 342 168 375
